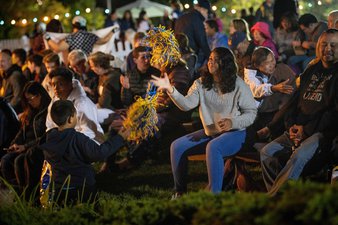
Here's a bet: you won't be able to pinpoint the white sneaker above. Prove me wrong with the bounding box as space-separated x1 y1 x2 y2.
171 192 183 200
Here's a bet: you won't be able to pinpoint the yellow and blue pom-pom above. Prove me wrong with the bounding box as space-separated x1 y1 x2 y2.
123 83 161 144
143 25 181 68
124 26 179 143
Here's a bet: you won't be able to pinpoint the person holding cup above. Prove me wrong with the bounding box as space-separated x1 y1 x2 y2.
151 47 257 197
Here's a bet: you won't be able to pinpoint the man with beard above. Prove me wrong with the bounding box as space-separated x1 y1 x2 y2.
259 29 338 195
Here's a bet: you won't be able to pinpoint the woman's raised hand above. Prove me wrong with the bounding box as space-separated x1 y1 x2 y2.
151 73 173 93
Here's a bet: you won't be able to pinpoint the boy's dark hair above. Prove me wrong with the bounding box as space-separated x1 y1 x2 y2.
298 13 317 28
12 49 27 64
43 53 60 66
132 46 150 58
1 49 12 57
205 19 219 32
51 100 76 126
49 67 73 82
28 54 43 67
46 19 64 33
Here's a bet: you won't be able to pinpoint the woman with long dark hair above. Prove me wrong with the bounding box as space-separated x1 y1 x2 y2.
120 10 135 31
1 81 51 187
151 47 257 196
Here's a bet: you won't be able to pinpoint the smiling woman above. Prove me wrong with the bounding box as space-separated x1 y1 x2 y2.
151 47 257 196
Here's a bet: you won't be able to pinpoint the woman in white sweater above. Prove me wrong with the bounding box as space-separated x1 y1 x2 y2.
151 47 257 196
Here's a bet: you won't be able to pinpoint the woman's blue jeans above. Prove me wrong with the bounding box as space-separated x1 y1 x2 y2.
170 129 246 193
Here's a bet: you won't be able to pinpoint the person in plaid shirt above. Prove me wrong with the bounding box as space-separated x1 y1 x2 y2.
45 16 115 56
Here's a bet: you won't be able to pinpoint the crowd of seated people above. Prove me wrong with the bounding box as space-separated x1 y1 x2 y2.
0 3 338 205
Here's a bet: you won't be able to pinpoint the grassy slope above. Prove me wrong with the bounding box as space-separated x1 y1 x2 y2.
95 158 209 200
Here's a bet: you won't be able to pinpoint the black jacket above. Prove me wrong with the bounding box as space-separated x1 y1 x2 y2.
12 107 48 149
268 61 338 142
41 128 125 189
1 64 26 113
98 70 123 110
175 9 210 64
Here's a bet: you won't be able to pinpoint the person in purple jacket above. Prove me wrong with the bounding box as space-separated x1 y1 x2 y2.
251 21 279 60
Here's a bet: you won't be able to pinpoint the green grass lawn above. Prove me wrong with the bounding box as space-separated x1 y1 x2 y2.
1 126 338 225
95 157 209 200
2 148 338 225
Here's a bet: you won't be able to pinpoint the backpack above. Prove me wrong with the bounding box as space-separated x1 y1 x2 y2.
222 155 265 192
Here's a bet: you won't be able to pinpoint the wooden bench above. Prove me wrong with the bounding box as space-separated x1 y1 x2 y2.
188 151 260 163
187 143 266 163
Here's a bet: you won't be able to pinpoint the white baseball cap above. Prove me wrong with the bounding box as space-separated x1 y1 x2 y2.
72 16 86 27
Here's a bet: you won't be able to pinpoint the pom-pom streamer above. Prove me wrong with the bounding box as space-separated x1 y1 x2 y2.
143 25 181 68
123 83 161 143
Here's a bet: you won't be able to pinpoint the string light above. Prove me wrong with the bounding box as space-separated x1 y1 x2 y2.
212 6 217 11
33 18 38 22
231 9 236 14
11 20 16 25
299 5 304 10
308 3 313 7
54 15 59 20
75 10 80 15
0 20 4 26
43 16 49 22
65 13 70 18
317 1 322 5
184 3 190 9
22 19 27 25
105 9 110 14
85 8 91 13
221 7 226 12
